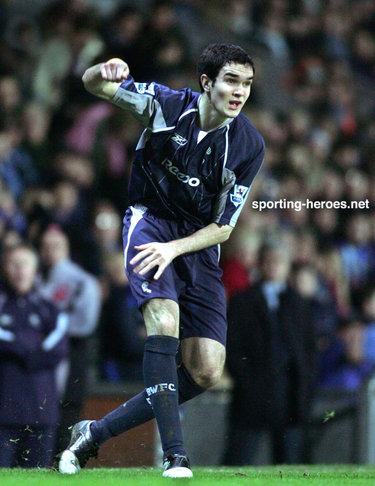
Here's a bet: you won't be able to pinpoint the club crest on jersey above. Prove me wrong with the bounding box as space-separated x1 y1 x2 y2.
142 281 152 294
171 133 188 146
230 184 249 207
134 82 155 95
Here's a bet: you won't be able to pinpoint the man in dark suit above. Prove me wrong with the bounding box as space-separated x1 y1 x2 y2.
223 242 316 465
0 243 69 468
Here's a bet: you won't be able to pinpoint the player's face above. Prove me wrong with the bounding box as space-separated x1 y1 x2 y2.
209 63 253 119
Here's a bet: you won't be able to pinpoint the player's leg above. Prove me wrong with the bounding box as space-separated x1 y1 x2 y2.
90 297 193 477
59 208 193 476
57 344 207 474
59 327 221 473
175 243 227 390
141 297 183 458
87 357 205 446
141 297 193 477
180 336 226 389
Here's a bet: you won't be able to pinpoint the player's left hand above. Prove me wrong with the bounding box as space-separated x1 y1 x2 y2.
130 242 178 280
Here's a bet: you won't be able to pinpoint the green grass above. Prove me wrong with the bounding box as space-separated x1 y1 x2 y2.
1 466 375 486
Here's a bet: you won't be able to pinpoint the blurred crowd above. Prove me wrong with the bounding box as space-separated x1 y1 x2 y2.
0 0 375 462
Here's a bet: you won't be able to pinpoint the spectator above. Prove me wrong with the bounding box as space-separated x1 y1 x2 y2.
81 200 122 276
101 6 144 80
0 120 38 200
319 317 373 391
0 188 27 235
221 230 261 298
0 229 22 253
0 243 68 468
0 75 22 124
33 7 104 108
37 226 101 456
316 246 351 317
361 288 375 374
137 0 189 81
291 262 338 342
320 287 375 392
21 102 52 181
339 214 375 305
223 243 316 465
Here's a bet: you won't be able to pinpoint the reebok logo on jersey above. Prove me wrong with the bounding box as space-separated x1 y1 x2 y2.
161 158 201 187
230 184 249 207
142 281 152 294
171 133 188 146
146 383 177 396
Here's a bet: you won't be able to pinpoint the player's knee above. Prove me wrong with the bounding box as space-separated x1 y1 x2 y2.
191 365 223 389
144 305 178 337
155 315 178 336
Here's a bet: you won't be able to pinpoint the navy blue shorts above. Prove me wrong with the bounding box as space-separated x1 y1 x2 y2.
123 205 227 345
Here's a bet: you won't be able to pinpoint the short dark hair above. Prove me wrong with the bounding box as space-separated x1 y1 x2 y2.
197 43 254 92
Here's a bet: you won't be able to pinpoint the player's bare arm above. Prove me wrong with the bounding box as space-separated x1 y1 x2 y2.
130 223 233 280
82 59 129 100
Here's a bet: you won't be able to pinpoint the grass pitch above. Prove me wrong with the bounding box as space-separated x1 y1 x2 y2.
1 466 375 486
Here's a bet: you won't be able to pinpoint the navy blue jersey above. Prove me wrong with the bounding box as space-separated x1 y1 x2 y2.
112 77 265 228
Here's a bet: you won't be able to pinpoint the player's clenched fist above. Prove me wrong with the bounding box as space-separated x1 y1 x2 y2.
100 58 129 82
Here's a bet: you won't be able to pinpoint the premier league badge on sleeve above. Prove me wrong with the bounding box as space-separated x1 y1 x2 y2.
134 82 155 95
230 185 249 207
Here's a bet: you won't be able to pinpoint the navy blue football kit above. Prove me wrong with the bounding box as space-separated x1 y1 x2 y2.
58 61 266 475
111 77 265 346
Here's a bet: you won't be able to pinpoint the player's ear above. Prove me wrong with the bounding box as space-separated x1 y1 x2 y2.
200 74 212 93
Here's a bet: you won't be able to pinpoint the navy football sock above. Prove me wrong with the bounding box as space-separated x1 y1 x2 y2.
90 363 205 445
177 363 205 403
143 335 184 456
90 392 153 444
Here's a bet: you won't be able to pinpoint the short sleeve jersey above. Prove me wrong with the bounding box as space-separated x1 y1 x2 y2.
112 77 265 228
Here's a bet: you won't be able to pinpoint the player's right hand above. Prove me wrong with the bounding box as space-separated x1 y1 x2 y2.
100 58 129 82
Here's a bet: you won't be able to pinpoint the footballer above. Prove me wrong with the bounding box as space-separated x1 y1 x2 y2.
58 43 264 478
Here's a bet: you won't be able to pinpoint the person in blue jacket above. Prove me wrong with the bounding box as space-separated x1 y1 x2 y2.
0 243 69 468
